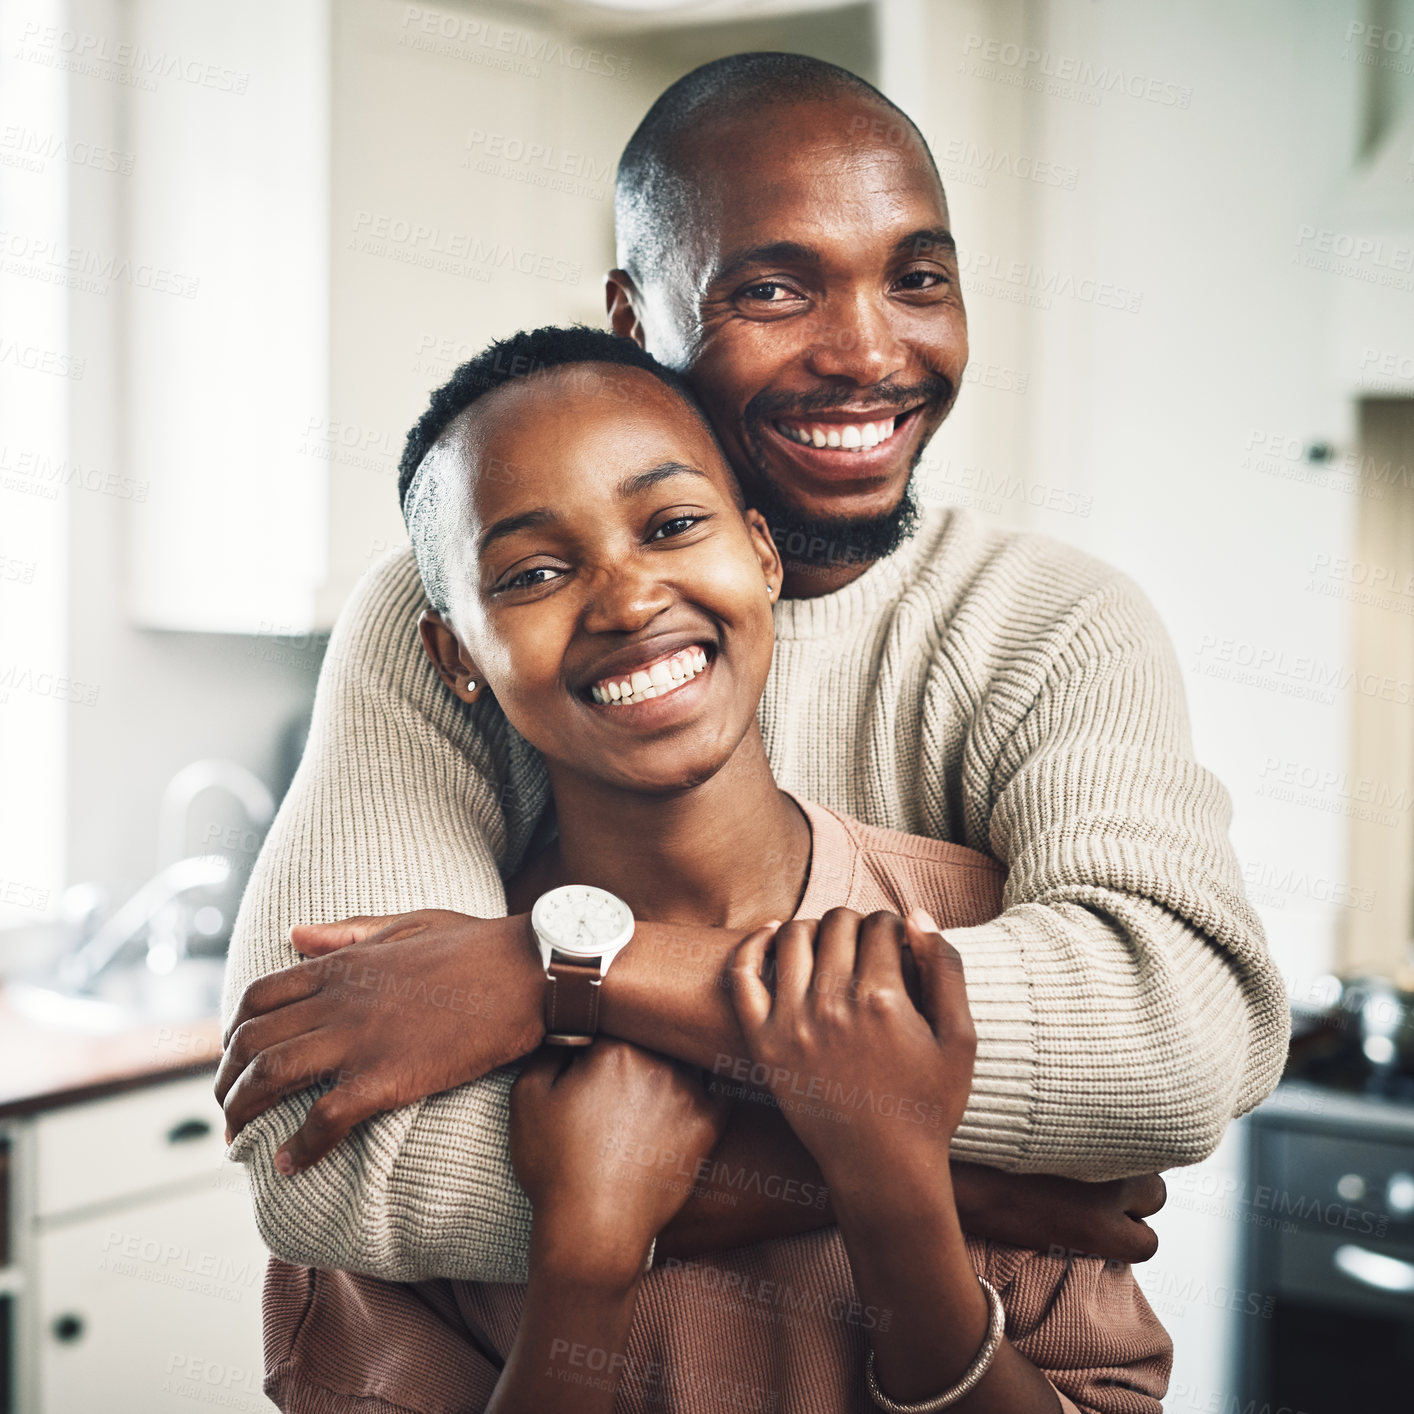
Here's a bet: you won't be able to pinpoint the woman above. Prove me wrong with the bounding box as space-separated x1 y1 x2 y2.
241 327 1170 1412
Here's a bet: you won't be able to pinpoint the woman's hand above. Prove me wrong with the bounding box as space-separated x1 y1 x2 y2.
727 906 974 1201
511 1039 729 1287
216 910 544 1173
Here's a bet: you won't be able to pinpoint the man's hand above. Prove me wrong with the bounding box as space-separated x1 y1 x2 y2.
953 1165 1166 1264
512 1040 729 1286
216 909 543 1174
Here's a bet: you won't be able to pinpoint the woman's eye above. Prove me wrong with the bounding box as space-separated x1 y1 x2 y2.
650 515 705 541
499 565 561 592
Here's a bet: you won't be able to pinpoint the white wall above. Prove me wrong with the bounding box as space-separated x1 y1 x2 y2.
886 2 1397 1401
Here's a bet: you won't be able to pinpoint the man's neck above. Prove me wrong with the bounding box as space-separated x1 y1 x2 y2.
521 730 812 929
779 555 874 599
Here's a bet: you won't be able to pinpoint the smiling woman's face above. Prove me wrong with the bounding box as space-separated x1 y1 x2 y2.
422 363 782 796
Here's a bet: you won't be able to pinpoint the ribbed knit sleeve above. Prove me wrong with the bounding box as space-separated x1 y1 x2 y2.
939 566 1289 1177
221 548 550 1283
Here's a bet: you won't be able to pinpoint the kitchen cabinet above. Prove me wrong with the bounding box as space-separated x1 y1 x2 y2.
2 1073 274 1413
116 0 878 633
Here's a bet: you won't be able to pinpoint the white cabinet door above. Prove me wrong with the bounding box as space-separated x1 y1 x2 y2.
36 1169 276 1414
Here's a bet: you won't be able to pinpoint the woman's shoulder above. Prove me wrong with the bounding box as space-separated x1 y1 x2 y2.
793 798 1005 932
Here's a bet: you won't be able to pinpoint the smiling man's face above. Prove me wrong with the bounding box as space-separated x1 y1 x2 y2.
610 93 967 593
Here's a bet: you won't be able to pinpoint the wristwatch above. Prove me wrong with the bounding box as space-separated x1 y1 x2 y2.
530 884 635 1046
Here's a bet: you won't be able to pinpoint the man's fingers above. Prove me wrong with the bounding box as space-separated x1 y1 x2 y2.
727 925 777 1031
1125 1173 1167 1220
289 915 388 957
221 963 323 1049
275 1085 372 1176
220 1034 349 1143
215 995 330 1107
1121 1216 1160 1264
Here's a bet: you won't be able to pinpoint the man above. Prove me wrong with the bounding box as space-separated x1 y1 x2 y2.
219 53 1288 1286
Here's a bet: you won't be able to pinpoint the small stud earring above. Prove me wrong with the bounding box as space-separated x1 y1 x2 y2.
766 584 774 598
467 680 478 693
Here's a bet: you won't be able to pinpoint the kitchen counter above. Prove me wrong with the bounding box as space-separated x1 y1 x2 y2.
0 987 222 1119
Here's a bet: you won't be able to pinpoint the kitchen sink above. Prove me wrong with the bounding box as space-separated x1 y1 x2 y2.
7 954 229 1034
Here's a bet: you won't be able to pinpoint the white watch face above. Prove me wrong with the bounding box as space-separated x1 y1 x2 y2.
532 885 634 959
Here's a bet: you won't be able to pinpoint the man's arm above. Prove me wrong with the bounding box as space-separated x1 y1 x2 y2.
938 563 1290 1178
222 548 551 1283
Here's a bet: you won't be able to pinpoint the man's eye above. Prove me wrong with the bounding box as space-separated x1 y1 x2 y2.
896 269 947 291
499 565 561 592
741 281 798 303
650 515 705 541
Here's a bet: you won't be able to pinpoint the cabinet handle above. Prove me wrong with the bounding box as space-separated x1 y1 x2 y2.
51 1313 85 1343
166 1117 213 1144
1333 1243 1414 1295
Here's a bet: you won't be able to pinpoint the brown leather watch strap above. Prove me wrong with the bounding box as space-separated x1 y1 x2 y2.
543 955 602 1046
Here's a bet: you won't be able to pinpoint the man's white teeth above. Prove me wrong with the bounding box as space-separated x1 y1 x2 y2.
777 417 896 450
589 646 710 705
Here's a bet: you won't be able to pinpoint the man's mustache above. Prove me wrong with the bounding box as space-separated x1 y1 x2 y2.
743 374 954 424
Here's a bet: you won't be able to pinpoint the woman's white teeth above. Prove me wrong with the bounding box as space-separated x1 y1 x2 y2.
589 647 710 705
777 417 895 450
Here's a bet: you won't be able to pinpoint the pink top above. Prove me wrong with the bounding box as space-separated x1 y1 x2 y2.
263 799 1171 1413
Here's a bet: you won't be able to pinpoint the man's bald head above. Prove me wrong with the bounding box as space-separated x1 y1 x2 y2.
614 51 940 295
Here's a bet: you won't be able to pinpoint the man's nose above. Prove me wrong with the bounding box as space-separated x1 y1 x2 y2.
802 289 908 385
579 559 675 634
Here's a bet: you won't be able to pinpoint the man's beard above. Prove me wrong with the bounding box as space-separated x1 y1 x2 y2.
736 373 947 579
748 472 922 581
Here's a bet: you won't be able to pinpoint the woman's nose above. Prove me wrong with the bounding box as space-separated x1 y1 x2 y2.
579 560 675 634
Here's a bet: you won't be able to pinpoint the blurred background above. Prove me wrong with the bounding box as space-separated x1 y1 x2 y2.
2 0 1413 1409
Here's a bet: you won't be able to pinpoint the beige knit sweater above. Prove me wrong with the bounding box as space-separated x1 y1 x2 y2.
223 505 1289 1284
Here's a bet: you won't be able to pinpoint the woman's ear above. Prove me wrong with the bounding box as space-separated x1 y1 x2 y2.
743 508 784 600
418 610 485 704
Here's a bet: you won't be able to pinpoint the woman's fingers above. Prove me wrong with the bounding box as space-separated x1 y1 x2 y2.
852 911 907 992
904 910 976 1047
728 924 779 1031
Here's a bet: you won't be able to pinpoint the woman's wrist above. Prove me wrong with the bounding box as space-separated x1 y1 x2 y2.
530 1212 651 1293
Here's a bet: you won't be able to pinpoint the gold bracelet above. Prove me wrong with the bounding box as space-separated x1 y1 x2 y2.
866 1277 1005 1412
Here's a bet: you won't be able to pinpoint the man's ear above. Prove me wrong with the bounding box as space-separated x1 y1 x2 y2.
605 269 646 346
743 508 784 599
418 610 485 704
